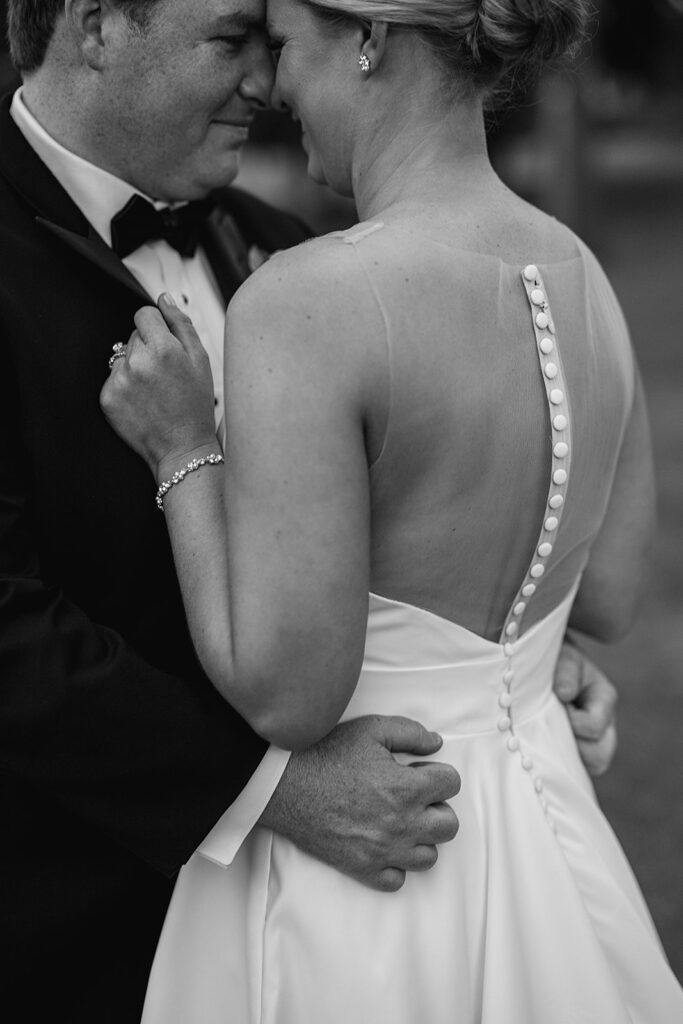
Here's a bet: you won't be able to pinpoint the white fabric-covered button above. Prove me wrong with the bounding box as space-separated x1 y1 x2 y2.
548 495 564 509
522 755 533 771
530 563 545 579
535 312 549 330
534 778 544 793
507 736 520 752
503 669 514 684
523 264 538 281
553 469 567 485
513 601 526 616
544 362 558 379
545 516 559 531
540 338 554 354
499 692 513 708
553 442 569 458
497 716 512 732
504 642 515 657
549 388 564 405
531 289 545 306
521 583 536 597
552 414 567 430
505 622 518 637
538 542 553 557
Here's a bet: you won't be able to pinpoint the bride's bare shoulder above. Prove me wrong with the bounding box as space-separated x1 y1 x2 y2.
227 222 388 333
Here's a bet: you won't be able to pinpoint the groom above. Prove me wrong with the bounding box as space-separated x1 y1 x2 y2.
0 0 618 1021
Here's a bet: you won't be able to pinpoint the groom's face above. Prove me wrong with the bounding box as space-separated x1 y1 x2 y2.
96 0 273 201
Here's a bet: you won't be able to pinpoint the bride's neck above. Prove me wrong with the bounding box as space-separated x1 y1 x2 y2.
352 98 494 222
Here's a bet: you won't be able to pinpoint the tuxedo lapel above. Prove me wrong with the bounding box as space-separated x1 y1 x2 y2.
0 99 150 304
200 206 252 307
36 218 151 303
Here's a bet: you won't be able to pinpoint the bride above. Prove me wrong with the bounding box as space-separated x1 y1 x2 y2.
101 0 683 1019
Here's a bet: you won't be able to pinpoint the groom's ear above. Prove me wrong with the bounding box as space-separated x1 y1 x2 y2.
360 21 388 73
64 0 109 71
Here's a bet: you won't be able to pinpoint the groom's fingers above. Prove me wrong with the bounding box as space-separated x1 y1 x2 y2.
421 801 460 845
374 867 407 892
409 761 461 804
372 715 444 757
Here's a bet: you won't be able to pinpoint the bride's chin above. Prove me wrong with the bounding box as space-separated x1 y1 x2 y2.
305 154 352 198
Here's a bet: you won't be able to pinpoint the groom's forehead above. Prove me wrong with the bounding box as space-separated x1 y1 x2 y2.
163 0 267 29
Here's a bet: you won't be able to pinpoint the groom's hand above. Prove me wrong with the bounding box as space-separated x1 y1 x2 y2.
259 716 460 892
553 641 618 776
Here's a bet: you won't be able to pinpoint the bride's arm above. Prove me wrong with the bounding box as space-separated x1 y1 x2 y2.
101 244 386 751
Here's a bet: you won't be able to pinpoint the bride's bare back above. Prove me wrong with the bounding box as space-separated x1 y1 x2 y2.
242 193 639 644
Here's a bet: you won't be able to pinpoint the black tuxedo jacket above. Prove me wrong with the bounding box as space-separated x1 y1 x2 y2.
0 95 309 1022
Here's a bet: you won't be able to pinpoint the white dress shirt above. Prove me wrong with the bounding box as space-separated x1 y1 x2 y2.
11 88 289 867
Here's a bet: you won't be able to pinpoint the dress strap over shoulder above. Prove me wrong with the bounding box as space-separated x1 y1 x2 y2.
331 221 385 245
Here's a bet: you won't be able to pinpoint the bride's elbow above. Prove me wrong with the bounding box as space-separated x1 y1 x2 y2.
249 707 337 751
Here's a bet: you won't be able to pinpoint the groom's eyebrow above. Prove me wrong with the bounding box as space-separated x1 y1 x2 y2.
210 11 266 31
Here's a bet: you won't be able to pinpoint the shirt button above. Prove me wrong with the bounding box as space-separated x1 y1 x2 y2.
521 583 537 597
507 736 520 751
505 621 518 637
530 563 545 578
544 362 558 379
535 312 549 330
499 692 513 708
498 716 512 732
538 542 553 557
553 442 569 458
545 516 559 531
513 601 526 616
552 414 567 430
548 495 564 509
522 756 534 771
531 288 545 305
549 389 564 405
553 469 567 485
523 264 539 281
540 338 554 354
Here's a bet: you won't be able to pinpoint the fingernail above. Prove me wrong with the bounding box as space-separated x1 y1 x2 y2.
161 292 177 307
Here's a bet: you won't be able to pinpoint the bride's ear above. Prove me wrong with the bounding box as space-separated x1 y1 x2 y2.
359 21 388 75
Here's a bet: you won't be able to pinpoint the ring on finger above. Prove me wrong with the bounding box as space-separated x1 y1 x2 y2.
108 343 127 369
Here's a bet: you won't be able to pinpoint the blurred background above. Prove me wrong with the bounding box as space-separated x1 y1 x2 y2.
2 0 682 980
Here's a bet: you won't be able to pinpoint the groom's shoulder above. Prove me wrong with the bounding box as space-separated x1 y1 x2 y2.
213 185 313 252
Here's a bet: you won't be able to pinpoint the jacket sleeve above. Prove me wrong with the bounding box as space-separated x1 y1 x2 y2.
0 364 268 877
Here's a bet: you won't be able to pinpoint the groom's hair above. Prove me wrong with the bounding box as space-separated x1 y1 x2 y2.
7 0 163 74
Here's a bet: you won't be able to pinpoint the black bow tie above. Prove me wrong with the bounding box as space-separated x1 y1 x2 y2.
110 194 214 258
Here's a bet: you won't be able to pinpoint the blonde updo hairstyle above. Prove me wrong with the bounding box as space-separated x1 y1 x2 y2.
306 0 592 100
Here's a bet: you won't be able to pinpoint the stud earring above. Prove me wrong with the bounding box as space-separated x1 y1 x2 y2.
358 53 371 73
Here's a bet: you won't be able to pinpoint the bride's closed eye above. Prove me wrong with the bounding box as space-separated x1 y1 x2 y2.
266 38 283 63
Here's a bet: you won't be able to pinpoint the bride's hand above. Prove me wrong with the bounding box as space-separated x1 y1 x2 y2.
100 294 217 480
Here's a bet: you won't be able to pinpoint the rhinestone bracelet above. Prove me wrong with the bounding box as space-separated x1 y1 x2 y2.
155 453 224 511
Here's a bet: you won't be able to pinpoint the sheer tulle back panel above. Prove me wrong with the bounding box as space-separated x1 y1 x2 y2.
357 231 634 640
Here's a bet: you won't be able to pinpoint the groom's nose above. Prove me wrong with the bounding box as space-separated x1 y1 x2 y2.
238 42 275 110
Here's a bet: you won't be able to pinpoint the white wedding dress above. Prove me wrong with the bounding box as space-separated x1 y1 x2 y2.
142 232 683 1022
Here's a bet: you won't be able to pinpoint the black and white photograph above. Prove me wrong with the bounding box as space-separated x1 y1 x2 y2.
1 1 682 1021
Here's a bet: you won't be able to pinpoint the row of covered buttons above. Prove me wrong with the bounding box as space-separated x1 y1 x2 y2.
501 265 571 636
493 264 570 832
496 651 553 825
